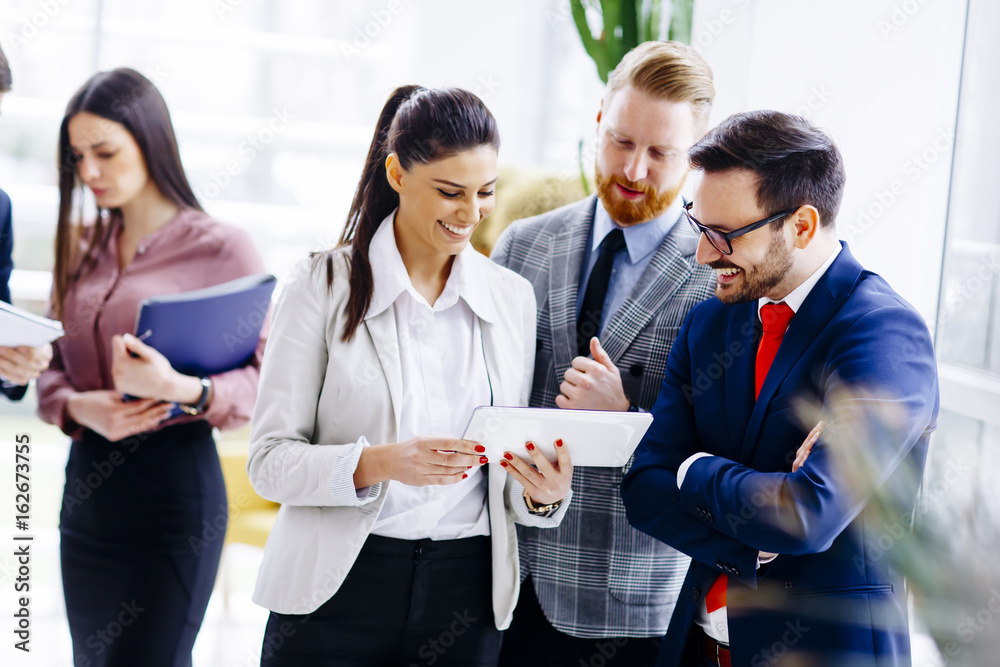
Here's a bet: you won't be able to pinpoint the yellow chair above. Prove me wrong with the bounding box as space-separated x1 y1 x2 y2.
216 438 279 610
218 439 279 549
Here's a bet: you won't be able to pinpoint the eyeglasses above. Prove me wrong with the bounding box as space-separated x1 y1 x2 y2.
683 201 797 256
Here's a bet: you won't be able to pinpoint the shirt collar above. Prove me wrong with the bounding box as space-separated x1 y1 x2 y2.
757 244 842 317
366 210 498 323
592 195 683 265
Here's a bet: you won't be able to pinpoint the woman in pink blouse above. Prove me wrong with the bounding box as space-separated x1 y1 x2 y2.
36 68 267 667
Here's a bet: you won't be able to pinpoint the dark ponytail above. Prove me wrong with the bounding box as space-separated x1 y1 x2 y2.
316 85 499 342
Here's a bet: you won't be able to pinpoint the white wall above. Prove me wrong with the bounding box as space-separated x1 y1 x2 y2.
691 0 968 323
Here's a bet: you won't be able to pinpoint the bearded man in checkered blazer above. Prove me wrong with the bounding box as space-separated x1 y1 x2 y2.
491 42 719 666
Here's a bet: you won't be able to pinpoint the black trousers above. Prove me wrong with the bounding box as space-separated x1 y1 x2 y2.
498 576 663 667
60 420 226 667
260 534 501 667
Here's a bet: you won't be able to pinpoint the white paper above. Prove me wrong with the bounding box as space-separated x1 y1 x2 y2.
462 406 653 468
0 301 64 347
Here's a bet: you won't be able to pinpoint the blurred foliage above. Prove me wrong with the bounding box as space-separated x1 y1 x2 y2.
569 0 695 82
796 391 1000 666
471 165 590 256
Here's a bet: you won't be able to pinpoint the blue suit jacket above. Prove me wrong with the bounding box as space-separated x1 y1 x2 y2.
622 243 938 666
1 187 28 401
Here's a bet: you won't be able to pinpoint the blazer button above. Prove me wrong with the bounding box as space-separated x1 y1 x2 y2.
692 587 701 601
629 363 644 377
705 512 714 524
731 567 740 577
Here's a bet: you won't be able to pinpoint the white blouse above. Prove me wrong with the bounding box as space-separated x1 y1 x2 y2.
330 212 492 540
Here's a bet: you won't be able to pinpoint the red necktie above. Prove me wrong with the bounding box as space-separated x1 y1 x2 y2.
755 302 795 399
706 302 795 616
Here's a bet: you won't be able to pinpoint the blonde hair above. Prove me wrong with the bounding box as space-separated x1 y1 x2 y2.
604 41 715 132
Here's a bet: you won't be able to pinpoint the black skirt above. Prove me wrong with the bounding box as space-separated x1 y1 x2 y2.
59 420 227 667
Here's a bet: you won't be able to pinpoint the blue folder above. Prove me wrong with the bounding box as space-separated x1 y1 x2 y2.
134 273 276 377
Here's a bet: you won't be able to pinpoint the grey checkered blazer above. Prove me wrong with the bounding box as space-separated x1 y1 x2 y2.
491 196 716 638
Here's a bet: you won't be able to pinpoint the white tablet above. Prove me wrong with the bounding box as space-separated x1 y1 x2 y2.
462 406 653 468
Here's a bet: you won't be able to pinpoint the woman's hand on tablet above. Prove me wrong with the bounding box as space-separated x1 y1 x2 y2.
355 436 486 489
501 439 573 504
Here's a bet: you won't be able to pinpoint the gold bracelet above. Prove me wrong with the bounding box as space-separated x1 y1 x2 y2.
523 489 562 515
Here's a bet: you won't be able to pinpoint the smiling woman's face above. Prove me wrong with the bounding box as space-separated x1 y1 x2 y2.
67 111 151 210
387 144 498 258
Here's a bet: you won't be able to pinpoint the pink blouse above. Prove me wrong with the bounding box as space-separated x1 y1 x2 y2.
37 208 269 440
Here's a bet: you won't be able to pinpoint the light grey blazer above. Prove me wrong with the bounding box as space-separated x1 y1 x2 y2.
492 196 716 637
247 242 569 628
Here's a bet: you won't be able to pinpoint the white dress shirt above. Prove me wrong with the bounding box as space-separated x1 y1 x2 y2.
677 244 841 644
327 212 492 540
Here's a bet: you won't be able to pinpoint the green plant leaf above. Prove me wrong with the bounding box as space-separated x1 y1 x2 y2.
643 0 663 42
570 0 611 81
620 0 639 54
668 0 695 44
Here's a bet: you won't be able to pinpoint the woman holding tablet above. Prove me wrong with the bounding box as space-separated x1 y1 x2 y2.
35 68 267 666
248 85 573 666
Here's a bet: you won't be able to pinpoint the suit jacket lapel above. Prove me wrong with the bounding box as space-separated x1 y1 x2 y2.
725 303 758 458
739 243 863 461
547 197 596 373
479 317 517 406
601 216 697 363
364 307 403 435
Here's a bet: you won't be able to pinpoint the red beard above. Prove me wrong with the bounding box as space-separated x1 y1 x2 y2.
595 166 683 226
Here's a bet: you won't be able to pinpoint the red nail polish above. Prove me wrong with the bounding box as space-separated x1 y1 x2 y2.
462 473 468 479
500 460 508 467
479 456 489 464
467 466 472 470
556 439 564 448
504 452 513 461
526 442 535 451
475 445 485 453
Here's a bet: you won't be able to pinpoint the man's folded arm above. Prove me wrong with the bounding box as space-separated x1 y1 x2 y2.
673 306 939 556
622 310 761 587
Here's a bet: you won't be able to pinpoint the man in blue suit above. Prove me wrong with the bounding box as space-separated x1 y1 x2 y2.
0 42 51 399
622 111 938 666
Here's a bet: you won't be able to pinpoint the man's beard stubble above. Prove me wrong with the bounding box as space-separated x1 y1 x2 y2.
595 166 683 226
709 228 794 305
